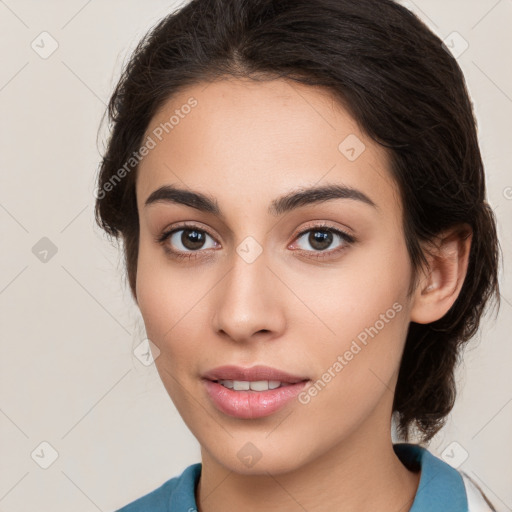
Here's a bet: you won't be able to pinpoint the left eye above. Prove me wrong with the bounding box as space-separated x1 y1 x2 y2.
292 227 354 254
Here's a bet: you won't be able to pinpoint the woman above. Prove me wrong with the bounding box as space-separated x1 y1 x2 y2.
95 0 500 510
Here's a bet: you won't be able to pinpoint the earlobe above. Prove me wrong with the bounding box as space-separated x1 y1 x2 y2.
410 225 472 324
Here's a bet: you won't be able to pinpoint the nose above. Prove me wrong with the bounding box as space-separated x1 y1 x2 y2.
211 244 286 344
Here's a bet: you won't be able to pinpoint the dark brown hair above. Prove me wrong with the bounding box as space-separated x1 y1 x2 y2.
95 0 500 442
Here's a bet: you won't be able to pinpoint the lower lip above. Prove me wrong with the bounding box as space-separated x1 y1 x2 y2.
203 380 308 419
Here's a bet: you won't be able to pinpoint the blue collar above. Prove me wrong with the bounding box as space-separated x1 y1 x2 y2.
393 443 468 511
160 443 468 511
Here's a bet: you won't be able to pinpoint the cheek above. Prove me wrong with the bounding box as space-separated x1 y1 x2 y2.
297 235 412 343
135 241 182 347
297 238 413 405
135 241 214 365
135 254 204 414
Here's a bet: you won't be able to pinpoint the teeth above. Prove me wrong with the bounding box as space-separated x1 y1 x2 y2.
233 380 250 391
218 380 285 391
250 380 270 391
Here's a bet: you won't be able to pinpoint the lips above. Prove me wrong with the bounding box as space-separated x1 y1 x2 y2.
202 365 310 419
202 364 309 384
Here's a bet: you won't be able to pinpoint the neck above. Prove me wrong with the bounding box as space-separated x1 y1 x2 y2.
196 415 420 512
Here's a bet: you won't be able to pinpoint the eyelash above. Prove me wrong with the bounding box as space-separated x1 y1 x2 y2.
155 222 356 261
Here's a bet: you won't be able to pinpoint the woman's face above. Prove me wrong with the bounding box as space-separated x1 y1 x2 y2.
135 78 415 474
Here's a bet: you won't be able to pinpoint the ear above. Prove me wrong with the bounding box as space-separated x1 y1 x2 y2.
410 224 472 324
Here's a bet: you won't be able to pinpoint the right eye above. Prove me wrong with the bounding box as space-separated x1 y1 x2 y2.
157 224 219 260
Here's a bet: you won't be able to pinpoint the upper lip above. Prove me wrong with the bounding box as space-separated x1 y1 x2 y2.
202 365 309 384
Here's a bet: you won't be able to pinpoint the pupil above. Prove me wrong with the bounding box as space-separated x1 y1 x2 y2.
310 230 332 251
182 229 205 250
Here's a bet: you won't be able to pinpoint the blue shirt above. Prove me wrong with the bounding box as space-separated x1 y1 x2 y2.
115 443 471 511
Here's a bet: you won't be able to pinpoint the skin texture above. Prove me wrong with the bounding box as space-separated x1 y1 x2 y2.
134 78 471 512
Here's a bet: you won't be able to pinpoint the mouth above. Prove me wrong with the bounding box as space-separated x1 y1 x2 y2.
202 365 310 419
211 379 295 391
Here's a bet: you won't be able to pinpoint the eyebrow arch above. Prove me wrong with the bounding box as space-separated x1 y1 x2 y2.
144 183 377 217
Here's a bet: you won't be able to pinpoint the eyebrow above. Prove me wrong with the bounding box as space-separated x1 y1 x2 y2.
144 183 377 217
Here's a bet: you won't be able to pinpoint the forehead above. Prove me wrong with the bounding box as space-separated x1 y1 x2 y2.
136 78 400 218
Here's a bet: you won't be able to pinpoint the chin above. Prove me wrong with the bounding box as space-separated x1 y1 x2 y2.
199 433 314 476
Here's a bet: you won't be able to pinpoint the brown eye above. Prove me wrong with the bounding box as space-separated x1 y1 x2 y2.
178 228 209 250
291 225 355 258
305 230 334 251
157 225 218 258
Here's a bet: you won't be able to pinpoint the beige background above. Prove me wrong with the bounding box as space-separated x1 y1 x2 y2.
0 0 511 510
